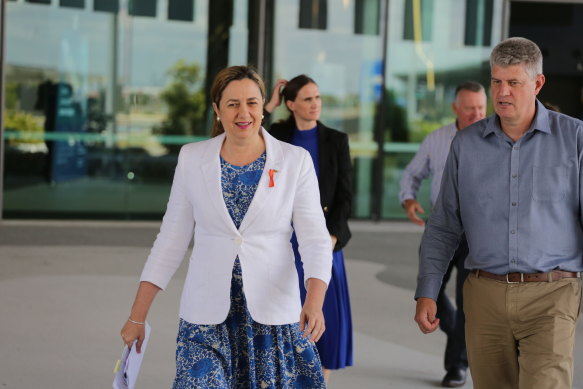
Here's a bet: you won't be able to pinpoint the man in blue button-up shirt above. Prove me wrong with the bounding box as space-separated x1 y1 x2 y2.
400 81 486 388
414 37 583 389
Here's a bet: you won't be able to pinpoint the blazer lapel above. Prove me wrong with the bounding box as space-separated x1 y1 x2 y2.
199 133 238 233
238 128 283 233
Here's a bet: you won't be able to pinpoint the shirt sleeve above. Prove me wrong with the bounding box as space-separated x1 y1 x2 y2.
414 136 465 300
399 136 432 205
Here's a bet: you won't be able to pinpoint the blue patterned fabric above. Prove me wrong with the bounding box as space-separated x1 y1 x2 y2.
172 152 325 389
220 152 266 229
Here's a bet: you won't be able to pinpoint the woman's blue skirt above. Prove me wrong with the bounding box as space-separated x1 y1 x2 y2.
292 234 353 370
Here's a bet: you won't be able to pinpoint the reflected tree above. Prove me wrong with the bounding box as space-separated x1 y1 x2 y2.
4 110 44 147
155 60 206 151
383 89 409 143
4 82 45 148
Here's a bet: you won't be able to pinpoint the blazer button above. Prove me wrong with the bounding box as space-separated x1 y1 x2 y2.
234 237 243 245
323 206 328 212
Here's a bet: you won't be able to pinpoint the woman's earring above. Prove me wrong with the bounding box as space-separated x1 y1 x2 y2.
217 116 220 122
262 114 265 120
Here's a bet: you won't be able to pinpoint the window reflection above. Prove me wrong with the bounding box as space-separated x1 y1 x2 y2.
129 0 157 18
464 0 494 47
354 0 380 36
299 0 327 30
60 0 84 9
3 0 503 220
94 0 119 13
3 0 246 217
168 0 194 22
403 0 433 41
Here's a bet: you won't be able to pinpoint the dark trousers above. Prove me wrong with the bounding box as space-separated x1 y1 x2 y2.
436 235 470 371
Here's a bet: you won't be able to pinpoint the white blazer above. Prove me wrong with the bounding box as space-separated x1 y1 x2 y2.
140 128 332 325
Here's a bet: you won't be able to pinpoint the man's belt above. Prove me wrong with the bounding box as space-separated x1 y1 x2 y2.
474 269 581 283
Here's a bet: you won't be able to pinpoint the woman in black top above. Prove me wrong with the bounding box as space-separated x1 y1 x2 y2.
264 75 354 383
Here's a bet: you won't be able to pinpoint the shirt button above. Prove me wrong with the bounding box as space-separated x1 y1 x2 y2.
512 174 517 178
512 202 517 206
510 230 516 234
234 237 242 245
513 146 519 150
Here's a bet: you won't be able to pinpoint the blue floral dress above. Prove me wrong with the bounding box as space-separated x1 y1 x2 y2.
172 152 326 389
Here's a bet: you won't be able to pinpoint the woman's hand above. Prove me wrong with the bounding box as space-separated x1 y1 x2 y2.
120 319 146 353
119 281 160 353
264 79 288 113
330 235 337 251
299 278 327 342
299 301 325 343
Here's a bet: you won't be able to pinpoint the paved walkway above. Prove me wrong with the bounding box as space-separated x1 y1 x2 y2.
0 220 581 388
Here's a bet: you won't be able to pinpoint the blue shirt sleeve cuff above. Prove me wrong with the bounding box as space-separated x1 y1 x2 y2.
414 275 442 301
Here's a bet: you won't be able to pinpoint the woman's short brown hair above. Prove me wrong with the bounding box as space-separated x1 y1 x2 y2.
210 66 266 137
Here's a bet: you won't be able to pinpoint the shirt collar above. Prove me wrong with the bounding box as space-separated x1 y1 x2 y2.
530 100 551 135
482 99 551 138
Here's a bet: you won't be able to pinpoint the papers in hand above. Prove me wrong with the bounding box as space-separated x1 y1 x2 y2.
113 322 151 389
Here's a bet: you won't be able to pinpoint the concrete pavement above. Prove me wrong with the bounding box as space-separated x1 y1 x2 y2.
0 220 581 388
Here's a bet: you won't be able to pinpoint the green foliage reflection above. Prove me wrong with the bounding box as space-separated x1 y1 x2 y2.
154 60 206 151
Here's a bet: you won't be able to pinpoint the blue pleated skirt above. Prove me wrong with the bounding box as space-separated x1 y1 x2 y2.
292 234 354 370
172 257 326 389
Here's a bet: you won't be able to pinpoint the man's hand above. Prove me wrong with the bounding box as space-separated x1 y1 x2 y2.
404 199 425 226
414 297 440 334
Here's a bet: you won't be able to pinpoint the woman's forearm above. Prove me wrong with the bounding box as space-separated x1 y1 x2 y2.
304 278 327 309
121 281 161 351
128 281 161 322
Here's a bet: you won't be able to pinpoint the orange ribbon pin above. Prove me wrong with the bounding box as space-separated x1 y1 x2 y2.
268 169 278 187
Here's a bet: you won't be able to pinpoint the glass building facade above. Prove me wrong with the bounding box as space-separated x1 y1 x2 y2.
2 0 577 220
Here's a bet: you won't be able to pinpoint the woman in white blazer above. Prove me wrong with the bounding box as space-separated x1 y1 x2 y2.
120 66 332 388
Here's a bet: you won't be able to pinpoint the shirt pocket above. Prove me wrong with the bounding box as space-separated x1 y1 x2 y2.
532 166 566 202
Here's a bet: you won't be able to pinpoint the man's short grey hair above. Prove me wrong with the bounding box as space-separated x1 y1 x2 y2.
490 37 543 79
455 81 485 97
